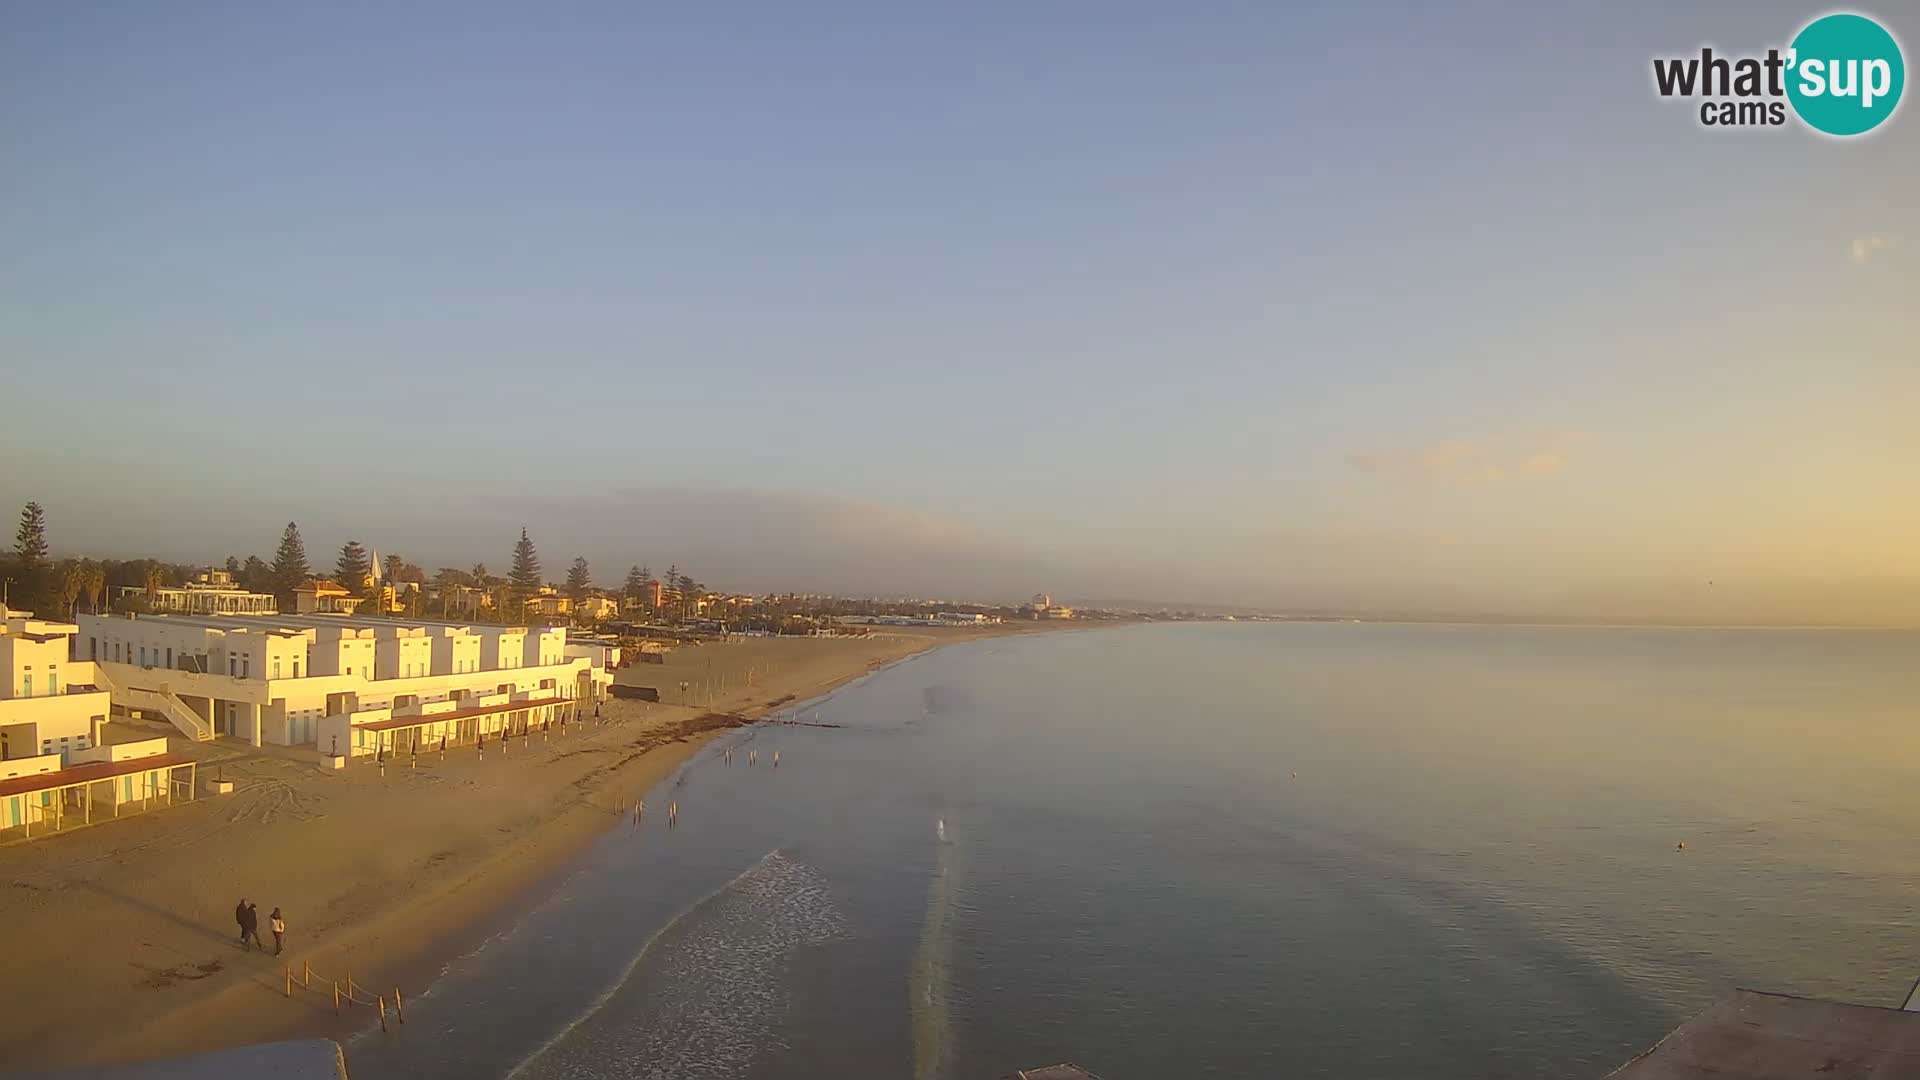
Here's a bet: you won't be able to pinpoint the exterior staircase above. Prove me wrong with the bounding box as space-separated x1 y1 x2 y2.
92 667 216 741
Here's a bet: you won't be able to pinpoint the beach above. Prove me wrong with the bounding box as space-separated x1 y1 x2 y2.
0 626 1038 1072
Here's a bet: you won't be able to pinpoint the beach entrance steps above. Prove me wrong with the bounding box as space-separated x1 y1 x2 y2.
93 667 216 741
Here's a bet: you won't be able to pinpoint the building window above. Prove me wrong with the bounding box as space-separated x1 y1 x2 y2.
293 660 301 678
89 637 97 660
48 672 58 696
140 647 148 666
22 674 32 698
166 647 173 668
242 657 250 679
273 659 281 679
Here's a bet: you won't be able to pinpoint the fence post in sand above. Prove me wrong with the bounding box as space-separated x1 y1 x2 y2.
345 968 352 1005
378 994 388 1033
285 967 291 997
394 987 405 1023
333 980 340 1014
305 960 312 988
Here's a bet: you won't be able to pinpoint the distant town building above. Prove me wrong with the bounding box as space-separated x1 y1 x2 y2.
118 570 277 616
293 579 354 614
524 587 573 618
575 595 620 621
627 580 667 611
1032 593 1052 610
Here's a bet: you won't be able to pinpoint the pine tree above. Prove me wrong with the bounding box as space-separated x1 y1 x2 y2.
240 555 271 593
13 502 51 612
224 555 242 577
336 541 371 595
270 522 311 609
15 502 49 569
566 557 593 600
385 553 404 584
624 565 646 601
509 528 542 596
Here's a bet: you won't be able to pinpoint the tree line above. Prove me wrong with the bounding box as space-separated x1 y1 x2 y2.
3 503 711 627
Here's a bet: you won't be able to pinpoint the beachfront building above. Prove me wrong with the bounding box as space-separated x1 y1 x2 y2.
0 736 195 840
0 607 112 763
76 612 612 752
115 570 278 616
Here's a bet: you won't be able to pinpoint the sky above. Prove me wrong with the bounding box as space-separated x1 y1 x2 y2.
2 3 1916 623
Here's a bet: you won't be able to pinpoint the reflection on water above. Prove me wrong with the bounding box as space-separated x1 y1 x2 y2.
911 817 962 1080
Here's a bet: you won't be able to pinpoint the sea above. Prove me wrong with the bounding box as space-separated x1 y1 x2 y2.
347 621 1920 1079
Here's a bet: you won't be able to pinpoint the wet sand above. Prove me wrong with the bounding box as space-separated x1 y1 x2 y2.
0 626 1045 1071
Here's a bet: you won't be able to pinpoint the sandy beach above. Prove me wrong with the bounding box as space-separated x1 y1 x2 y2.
0 626 1043 1071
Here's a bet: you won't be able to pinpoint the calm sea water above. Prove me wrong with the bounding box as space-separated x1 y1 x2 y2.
350 622 1920 1079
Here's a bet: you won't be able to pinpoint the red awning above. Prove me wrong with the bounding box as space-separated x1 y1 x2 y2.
0 754 194 799
357 696 569 733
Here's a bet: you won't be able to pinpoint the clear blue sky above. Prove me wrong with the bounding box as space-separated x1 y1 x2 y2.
3 3 1915 620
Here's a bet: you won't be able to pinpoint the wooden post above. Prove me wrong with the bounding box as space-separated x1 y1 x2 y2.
378 994 388 1033
285 966 292 997
304 960 312 988
394 987 405 1023
333 980 340 1014
345 967 351 1006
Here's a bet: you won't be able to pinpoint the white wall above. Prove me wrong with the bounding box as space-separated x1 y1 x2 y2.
429 630 481 675
523 627 566 668
375 635 433 680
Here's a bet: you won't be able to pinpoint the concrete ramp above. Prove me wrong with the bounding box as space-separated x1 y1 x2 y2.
1607 989 1920 1079
14 1039 348 1079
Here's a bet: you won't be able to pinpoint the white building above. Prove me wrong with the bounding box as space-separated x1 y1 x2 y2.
116 570 277 616
0 607 112 763
76 612 612 752
1 735 196 840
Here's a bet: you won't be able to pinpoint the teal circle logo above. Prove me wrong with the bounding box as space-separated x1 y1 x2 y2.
1787 13 1905 136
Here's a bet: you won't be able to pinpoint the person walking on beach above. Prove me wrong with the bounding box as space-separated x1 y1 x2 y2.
234 898 249 946
239 900 263 952
269 907 286 955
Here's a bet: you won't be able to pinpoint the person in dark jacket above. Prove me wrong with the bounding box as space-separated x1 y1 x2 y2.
235 898 250 945
239 900 263 951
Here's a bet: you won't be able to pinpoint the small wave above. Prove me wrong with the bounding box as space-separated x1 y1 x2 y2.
509 851 848 1080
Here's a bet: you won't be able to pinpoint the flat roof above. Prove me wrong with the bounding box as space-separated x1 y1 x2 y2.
1606 989 1920 1079
357 696 569 733
0 753 194 799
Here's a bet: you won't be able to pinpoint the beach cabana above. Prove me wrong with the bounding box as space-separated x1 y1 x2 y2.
0 748 196 840
347 696 578 758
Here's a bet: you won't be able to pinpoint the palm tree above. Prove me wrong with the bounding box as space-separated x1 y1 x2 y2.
83 561 106 614
58 560 86 618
